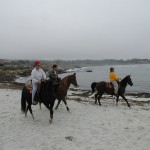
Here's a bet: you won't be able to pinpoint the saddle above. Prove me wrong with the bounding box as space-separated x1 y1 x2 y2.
106 81 120 89
106 82 113 88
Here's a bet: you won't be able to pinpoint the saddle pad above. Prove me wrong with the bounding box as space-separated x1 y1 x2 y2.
106 82 113 88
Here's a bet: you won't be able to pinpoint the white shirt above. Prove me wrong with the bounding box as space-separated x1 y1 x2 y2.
31 68 46 83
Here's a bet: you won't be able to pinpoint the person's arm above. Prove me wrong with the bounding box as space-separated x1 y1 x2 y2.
49 72 56 80
41 69 46 80
113 72 120 80
111 72 119 80
49 72 53 80
31 69 38 83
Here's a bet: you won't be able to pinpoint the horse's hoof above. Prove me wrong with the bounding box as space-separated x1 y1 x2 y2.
67 107 70 112
49 119 52 124
32 115 34 120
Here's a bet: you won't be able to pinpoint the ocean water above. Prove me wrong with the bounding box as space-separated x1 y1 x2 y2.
16 64 150 93
59 64 150 93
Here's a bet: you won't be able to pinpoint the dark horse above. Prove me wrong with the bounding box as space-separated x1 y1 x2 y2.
91 75 133 107
55 73 78 111
21 80 56 123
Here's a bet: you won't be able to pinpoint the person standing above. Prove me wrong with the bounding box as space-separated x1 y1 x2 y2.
31 61 46 105
109 67 120 96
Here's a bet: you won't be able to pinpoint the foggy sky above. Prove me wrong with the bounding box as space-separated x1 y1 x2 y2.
0 0 150 60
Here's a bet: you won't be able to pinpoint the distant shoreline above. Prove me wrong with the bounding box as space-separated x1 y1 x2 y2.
1 82 150 98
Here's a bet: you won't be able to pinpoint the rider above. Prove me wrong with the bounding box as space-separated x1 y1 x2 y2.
31 60 46 105
48 64 60 98
109 67 120 96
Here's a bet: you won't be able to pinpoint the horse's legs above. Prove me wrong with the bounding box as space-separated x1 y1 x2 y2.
94 93 99 104
25 104 34 119
39 102 42 109
116 95 120 106
28 104 34 119
120 94 130 107
62 99 69 112
49 101 55 123
97 95 102 106
44 100 55 123
97 92 104 106
55 100 61 110
44 103 52 123
25 105 29 118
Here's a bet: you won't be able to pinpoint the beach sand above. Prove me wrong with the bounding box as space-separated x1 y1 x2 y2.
0 87 150 150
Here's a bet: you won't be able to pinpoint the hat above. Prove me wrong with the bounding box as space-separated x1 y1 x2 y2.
34 60 40 66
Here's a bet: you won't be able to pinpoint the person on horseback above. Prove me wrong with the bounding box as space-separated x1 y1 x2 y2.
31 60 46 105
48 64 61 98
109 67 120 96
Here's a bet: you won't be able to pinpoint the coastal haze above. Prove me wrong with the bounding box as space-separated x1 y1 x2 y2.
0 0 150 60
1 1 150 150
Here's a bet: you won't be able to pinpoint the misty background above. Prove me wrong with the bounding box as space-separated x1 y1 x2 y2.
0 0 150 60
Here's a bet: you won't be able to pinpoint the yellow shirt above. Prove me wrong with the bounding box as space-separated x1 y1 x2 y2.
109 72 119 81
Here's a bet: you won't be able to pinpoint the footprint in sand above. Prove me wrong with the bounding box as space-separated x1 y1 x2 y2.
137 126 144 130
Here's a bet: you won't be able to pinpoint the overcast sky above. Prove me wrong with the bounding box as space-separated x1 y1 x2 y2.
0 0 150 60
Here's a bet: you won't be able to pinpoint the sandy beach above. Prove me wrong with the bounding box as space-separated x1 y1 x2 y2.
0 86 150 150
1 0 150 149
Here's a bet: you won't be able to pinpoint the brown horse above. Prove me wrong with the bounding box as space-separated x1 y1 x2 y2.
91 75 133 107
55 73 78 111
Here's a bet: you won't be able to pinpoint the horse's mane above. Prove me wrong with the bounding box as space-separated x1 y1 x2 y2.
61 74 74 83
59 74 76 91
62 75 69 81
120 76 130 86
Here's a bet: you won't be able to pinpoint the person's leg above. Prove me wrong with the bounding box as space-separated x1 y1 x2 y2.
111 80 118 94
32 82 37 104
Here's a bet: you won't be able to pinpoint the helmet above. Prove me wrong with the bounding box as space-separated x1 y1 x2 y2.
110 67 114 71
34 60 40 66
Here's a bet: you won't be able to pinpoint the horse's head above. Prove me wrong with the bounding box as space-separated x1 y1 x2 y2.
125 75 133 86
69 73 79 87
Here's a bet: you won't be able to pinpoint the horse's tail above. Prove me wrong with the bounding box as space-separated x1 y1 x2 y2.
21 87 26 113
91 82 97 94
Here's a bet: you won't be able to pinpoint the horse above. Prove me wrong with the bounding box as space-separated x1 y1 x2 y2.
21 80 56 123
55 73 78 111
91 75 133 107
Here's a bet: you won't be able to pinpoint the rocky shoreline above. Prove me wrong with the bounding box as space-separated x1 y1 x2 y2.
1 82 150 99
